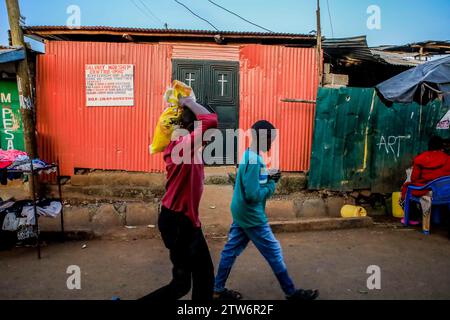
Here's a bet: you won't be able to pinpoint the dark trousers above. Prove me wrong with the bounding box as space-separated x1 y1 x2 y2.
409 201 423 221
140 206 214 301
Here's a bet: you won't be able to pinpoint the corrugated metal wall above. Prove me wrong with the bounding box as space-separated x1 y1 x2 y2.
309 87 450 193
36 41 318 175
239 45 318 171
36 42 172 175
169 43 240 61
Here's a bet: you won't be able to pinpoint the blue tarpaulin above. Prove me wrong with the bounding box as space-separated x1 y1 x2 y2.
376 55 450 107
0 47 25 64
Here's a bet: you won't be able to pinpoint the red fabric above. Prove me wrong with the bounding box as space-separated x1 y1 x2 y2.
401 150 450 199
0 150 27 162
161 114 218 227
0 161 12 169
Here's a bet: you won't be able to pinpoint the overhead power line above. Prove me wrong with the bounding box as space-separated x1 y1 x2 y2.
207 0 274 33
138 0 165 26
326 0 335 38
174 0 219 31
129 0 161 26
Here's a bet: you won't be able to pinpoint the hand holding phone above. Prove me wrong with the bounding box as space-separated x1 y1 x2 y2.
268 169 282 183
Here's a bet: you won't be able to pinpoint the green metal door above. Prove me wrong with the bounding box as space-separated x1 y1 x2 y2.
173 60 239 165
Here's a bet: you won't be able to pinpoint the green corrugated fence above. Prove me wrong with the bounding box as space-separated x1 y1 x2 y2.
309 87 450 193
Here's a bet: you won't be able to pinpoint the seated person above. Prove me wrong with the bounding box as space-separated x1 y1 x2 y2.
443 138 450 155
401 136 450 229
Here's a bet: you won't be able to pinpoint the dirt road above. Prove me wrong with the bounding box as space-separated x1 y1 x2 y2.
1 226 449 300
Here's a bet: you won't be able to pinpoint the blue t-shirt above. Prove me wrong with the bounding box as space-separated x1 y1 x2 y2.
231 149 276 228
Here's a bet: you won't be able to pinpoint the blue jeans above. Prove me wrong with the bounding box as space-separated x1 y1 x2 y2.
214 223 296 296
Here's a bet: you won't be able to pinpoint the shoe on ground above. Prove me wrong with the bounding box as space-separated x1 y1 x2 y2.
213 289 243 301
401 218 420 226
287 289 319 301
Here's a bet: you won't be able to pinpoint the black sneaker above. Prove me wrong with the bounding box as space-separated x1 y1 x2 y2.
213 289 243 301
287 289 319 301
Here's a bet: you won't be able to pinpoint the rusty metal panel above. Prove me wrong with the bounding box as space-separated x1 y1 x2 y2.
309 87 450 193
169 43 240 61
239 45 319 171
36 41 172 176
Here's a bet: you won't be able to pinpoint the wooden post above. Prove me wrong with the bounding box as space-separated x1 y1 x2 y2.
6 0 39 199
5 0 38 159
316 0 323 87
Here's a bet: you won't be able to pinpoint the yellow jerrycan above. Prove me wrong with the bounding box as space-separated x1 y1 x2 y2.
391 192 404 218
341 205 368 218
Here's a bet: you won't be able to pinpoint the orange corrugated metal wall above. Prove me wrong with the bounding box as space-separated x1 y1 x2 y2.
239 45 318 171
169 43 240 61
36 41 318 175
37 41 172 176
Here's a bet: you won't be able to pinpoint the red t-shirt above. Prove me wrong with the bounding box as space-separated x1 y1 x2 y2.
161 113 218 227
402 150 450 199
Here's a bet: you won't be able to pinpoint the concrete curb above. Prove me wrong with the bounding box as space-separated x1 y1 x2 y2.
270 217 374 233
39 217 374 241
40 226 160 241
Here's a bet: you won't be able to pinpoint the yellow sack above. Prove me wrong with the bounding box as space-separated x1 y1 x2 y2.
150 81 195 154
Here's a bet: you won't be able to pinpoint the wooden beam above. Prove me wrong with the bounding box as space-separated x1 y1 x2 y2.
281 99 317 104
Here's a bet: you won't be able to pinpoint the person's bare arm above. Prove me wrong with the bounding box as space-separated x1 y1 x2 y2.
179 97 211 116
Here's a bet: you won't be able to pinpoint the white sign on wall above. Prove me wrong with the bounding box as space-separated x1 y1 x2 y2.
85 64 134 107
437 110 450 130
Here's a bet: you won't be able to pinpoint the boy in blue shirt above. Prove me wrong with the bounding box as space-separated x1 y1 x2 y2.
214 120 319 301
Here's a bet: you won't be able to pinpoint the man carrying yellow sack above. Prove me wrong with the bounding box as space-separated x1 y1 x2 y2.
142 85 218 300
150 80 197 154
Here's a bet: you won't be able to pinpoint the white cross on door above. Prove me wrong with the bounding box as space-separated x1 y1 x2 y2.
218 74 228 96
185 73 195 87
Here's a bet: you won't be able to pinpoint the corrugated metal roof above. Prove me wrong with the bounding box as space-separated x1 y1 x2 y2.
25 26 314 37
378 40 450 54
24 26 316 45
0 47 25 64
323 35 379 63
323 36 442 67
370 49 423 67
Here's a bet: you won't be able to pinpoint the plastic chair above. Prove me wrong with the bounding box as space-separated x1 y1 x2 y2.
404 176 450 235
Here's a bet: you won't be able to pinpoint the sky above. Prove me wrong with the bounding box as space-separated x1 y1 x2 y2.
0 0 449 47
